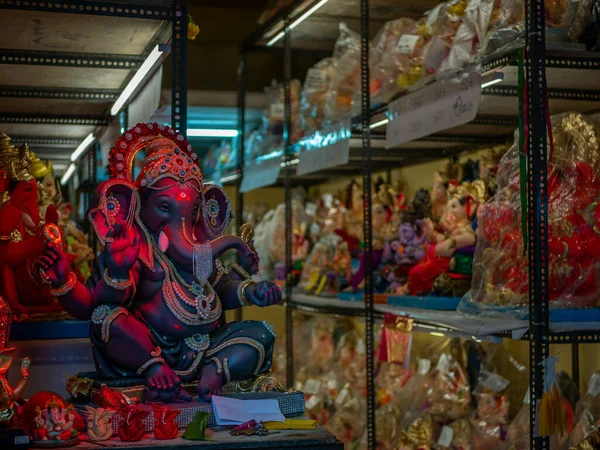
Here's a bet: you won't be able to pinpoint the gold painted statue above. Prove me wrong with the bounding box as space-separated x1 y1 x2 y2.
0 296 30 422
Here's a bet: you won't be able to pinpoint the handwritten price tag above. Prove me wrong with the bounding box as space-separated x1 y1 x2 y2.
386 69 481 148
240 157 282 193
297 120 350 176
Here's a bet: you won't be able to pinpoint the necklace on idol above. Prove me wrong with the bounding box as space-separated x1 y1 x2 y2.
152 242 221 326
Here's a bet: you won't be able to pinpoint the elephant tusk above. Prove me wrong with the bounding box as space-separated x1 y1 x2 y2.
158 231 170 253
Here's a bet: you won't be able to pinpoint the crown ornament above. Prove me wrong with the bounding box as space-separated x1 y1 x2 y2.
0 133 33 182
46 396 62 410
108 123 202 190
30 156 53 180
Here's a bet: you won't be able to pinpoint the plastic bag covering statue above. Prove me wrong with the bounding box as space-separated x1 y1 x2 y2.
37 123 282 402
300 57 335 134
324 23 361 122
462 113 600 316
0 133 67 317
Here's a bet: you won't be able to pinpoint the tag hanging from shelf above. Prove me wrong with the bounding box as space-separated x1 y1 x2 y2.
378 312 413 367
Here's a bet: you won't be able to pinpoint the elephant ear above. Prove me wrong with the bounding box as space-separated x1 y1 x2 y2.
87 179 154 270
195 185 232 241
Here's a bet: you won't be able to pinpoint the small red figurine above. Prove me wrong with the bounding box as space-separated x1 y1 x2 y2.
151 404 181 440
117 404 149 442
93 384 136 411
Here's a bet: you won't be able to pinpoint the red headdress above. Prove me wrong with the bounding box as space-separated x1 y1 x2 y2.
108 123 201 191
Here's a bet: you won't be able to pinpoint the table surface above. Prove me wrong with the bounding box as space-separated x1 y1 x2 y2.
74 426 343 449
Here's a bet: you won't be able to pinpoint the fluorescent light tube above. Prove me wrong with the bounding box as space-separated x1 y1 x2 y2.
266 0 329 46
60 163 76 185
220 173 241 183
70 133 95 162
111 45 163 116
370 118 389 129
188 129 239 138
480 72 504 89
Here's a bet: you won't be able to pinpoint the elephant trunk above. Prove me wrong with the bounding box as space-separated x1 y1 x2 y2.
161 225 252 268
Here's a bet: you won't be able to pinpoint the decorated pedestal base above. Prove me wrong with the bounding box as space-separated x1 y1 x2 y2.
68 372 305 433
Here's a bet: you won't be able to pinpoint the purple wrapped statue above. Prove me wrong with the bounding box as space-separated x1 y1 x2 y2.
381 221 427 292
37 123 282 402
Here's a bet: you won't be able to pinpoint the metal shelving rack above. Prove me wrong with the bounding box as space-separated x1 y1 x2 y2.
0 0 187 208
237 1 600 449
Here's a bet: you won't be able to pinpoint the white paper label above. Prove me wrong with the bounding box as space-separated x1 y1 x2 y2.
395 34 420 54
588 373 600 397
14 436 30 445
270 103 284 119
418 359 432 375
336 387 350 406
303 378 322 395
437 425 454 447
327 378 338 391
305 395 321 410
482 373 510 392
305 68 327 90
436 353 451 373
386 69 481 148
523 387 531 405
240 157 282 193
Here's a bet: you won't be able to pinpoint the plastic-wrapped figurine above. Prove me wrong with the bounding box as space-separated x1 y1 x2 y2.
324 241 352 295
569 373 600 447
470 391 509 449
324 23 361 122
399 181 484 296
349 185 397 291
464 113 600 315
301 58 335 133
368 18 417 102
37 123 282 403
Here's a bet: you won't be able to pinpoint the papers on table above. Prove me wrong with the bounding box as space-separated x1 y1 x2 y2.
211 395 285 426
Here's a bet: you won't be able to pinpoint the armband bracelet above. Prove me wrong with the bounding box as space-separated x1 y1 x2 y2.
232 263 252 280
136 357 165 376
237 279 255 307
103 269 134 291
49 272 77 297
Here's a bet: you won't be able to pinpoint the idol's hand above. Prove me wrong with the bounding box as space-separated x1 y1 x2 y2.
238 239 260 275
105 221 140 279
245 281 282 307
38 242 71 287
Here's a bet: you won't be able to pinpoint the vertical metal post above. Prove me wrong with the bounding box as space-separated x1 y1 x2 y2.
361 0 375 448
90 141 99 261
235 50 247 323
172 0 188 134
525 0 549 443
283 18 294 389
83 151 91 234
572 343 580 391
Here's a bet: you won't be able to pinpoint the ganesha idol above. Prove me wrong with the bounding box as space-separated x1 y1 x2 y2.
398 180 484 296
466 113 600 312
0 133 67 318
37 123 282 402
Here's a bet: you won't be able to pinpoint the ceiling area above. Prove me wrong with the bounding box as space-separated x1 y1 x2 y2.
0 0 291 172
